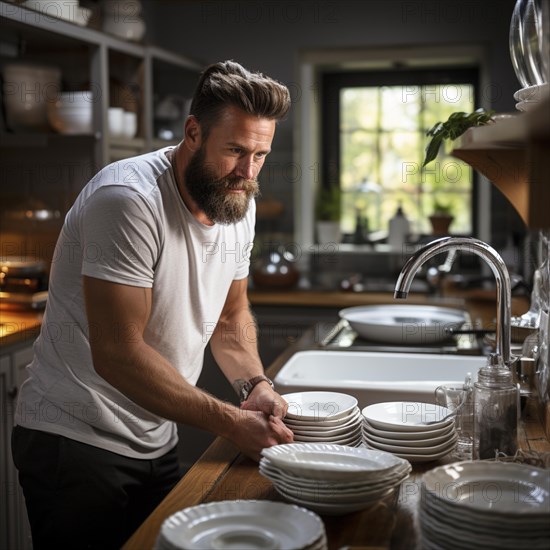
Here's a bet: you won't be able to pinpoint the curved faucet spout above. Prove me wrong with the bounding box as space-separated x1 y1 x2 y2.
394 236 512 366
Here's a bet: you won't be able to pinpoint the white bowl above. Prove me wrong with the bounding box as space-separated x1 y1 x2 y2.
54 91 95 107
102 14 145 41
102 0 142 15
47 104 93 134
122 111 137 138
22 0 90 25
108 107 125 137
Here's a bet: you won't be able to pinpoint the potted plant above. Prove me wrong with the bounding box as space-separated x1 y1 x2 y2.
315 185 342 245
429 199 454 235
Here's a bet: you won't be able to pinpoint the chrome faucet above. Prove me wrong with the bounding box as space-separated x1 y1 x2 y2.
394 236 512 366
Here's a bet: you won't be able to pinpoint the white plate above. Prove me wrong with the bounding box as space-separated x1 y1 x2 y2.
369 446 454 463
259 457 411 491
363 420 455 440
362 402 454 431
261 443 406 480
339 305 466 344
363 426 456 447
513 83 549 101
292 422 362 438
155 500 325 550
286 409 362 434
364 433 458 454
275 485 396 516
423 461 550 516
283 392 358 421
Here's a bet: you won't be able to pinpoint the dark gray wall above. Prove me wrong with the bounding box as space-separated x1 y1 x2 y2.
146 0 523 241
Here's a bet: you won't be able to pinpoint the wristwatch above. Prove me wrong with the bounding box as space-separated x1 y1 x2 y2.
238 375 274 403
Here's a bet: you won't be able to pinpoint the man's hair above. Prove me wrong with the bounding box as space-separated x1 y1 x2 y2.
189 60 291 139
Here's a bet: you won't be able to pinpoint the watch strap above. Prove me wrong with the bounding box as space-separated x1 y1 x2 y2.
237 375 274 403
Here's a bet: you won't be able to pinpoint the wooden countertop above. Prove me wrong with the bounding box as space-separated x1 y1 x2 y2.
0 308 43 348
122 329 550 550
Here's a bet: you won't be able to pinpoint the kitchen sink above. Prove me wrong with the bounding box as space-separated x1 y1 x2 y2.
274 350 486 408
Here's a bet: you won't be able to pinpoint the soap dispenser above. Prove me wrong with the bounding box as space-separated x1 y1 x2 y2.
473 353 519 459
388 203 410 250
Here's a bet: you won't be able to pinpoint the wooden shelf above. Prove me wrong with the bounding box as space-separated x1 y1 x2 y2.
451 97 550 228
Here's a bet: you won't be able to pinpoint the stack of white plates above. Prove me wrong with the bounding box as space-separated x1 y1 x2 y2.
154 500 327 550
362 402 458 463
260 442 411 515
420 461 550 549
513 83 549 112
282 391 363 447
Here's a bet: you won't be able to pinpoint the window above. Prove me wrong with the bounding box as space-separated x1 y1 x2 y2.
322 67 478 237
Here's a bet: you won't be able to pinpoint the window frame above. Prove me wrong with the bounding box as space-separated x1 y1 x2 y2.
321 66 480 237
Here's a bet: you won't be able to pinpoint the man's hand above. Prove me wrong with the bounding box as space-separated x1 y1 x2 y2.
240 383 289 419
226 409 293 462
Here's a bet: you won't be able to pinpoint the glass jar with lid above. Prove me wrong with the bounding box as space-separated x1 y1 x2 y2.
473 354 519 460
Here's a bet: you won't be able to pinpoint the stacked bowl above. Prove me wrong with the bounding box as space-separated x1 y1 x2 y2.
260 442 411 515
282 391 363 447
420 461 550 549
154 500 327 550
362 402 458 463
47 91 94 134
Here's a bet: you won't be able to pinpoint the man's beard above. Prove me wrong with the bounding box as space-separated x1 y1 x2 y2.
184 146 259 225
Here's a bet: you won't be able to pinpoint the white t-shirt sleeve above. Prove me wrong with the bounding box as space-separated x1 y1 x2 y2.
79 185 161 287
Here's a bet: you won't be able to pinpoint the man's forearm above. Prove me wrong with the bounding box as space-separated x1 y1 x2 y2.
209 304 266 393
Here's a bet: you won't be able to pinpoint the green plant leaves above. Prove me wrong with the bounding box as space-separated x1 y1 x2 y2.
422 108 495 167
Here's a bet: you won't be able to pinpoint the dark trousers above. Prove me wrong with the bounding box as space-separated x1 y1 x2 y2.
12 425 182 550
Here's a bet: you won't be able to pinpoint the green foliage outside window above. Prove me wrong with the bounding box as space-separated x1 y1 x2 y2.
339 83 475 235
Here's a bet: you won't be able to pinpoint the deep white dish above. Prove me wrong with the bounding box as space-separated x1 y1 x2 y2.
362 420 455 440
339 305 466 344
283 407 363 435
283 391 358 421
423 461 550 515
363 427 456 447
154 500 325 550
261 443 405 480
364 432 458 455
362 402 454 431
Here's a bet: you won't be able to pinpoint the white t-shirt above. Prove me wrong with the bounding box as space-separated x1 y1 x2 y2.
15 147 255 458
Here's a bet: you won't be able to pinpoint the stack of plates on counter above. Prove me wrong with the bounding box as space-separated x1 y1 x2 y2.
420 461 550 550
154 500 327 550
282 391 363 446
260 442 411 515
362 402 458 463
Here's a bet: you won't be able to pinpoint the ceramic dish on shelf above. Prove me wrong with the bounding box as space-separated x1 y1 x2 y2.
154 500 326 550
283 391 358 421
513 82 549 101
362 402 454 432
283 407 361 428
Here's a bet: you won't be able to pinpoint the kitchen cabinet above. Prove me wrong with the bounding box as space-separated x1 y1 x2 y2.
451 98 550 229
0 340 33 550
0 0 202 171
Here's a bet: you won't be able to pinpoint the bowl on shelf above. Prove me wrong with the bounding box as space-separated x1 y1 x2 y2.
2 63 61 131
22 0 92 26
102 12 146 42
123 111 137 138
47 101 93 135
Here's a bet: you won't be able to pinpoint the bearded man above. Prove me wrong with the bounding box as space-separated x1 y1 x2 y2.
12 60 293 549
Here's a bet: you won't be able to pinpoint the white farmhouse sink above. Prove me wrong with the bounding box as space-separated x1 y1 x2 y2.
274 350 486 408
